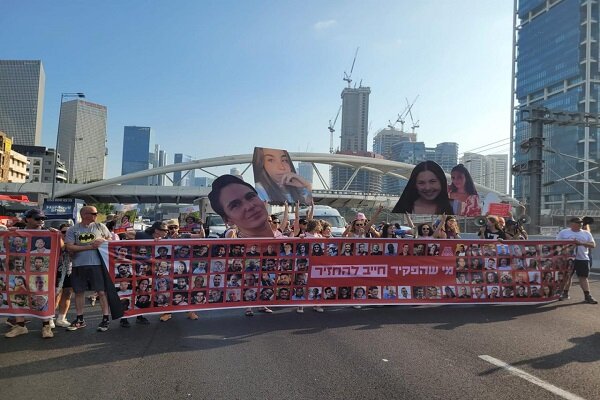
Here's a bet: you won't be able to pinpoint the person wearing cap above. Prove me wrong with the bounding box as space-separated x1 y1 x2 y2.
164 218 205 239
6 209 60 338
161 218 201 321
556 217 597 303
208 174 274 316
342 206 383 238
64 206 113 333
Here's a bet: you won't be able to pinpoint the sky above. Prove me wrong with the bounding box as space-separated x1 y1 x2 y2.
1 0 514 184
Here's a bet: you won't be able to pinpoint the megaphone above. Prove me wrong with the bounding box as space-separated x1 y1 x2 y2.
518 215 531 225
474 216 487 227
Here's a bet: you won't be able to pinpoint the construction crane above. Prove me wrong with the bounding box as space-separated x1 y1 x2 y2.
343 47 359 88
388 95 419 132
405 95 420 133
328 105 342 154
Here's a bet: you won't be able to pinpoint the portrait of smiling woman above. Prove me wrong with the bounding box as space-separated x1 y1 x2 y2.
392 160 453 215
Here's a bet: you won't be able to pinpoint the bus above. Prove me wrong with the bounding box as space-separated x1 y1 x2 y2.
0 195 38 226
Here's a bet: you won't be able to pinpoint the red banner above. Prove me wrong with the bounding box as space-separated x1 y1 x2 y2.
487 203 512 217
0 231 60 318
101 238 572 316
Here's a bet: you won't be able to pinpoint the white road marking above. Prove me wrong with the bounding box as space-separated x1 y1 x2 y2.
479 355 586 400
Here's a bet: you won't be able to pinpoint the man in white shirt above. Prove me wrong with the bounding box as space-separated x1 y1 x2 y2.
556 217 597 303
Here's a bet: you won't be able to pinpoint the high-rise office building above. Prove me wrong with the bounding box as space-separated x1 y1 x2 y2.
173 153 195 186
0 60 45 146
57 99 107 183
373 127 415 159
151 144 168 186
460 152 508 194
298 162 313 185
514 0 600 210
331 85 382 192
432 142 459 172
122 126 152 185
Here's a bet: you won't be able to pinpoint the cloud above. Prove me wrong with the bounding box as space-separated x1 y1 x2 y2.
313 19 337 31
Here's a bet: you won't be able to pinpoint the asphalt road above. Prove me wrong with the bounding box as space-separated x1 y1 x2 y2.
2 277 600 400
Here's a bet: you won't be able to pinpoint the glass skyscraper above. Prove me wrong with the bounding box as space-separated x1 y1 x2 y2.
0 60 45 146
514 0 600 210
122 126 152 185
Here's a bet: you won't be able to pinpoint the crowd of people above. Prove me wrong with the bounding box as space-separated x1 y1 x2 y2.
1 174 596 340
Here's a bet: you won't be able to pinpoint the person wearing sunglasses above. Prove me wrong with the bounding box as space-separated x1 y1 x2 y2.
64 206 113 333
342 206 383 238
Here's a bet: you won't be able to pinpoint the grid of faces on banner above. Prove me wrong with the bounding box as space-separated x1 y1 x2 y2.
451 242 573 301
108 239 573 314
0 232 58 316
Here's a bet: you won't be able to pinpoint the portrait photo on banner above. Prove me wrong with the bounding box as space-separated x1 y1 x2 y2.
392 160 453 215
252 147 313 205
447 163 481 216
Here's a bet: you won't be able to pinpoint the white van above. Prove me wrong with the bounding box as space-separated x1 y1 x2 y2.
282 205 347 237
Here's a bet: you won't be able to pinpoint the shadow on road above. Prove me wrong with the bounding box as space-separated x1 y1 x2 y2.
479 332 600 374
0 299 583 379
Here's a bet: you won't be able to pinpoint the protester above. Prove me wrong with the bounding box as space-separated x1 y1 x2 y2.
556 217 597 303
5 209 59 339
64 206 113 332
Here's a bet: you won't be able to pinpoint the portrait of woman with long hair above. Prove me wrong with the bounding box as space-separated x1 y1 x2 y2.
392 160 453 215
252 147 312 204
448 163 481 216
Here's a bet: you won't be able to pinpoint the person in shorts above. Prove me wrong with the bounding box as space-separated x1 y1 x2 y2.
64 206 113 332
556 217 597 303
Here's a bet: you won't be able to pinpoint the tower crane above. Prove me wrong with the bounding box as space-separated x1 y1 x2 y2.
405 95 420 133
328 105 342 154
343 47 359 88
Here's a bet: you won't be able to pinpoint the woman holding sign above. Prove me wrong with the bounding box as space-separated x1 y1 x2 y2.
253 147 312 204
392 161 453 215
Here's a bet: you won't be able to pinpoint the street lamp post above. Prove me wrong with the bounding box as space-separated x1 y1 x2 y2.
50 92 85 200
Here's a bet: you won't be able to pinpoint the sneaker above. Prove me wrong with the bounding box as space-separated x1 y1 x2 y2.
559 293 570 301
296 307 304 313
258 307 273 314
159 313 172 322
136 316 150 325
97 320 109 332
585 295 598 304
41 325 54 338
313 306 324 313
5 325 28 338
5 318 16 327
352 305 363 309
55 318 71 328
245 309 254 317
120 319 130 328
67 320 86 331
48 318 55 329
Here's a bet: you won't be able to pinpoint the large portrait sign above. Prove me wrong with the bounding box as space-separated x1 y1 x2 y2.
393 160 482 217
252 147 313 205
0 231 60 318
99 238 572 316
